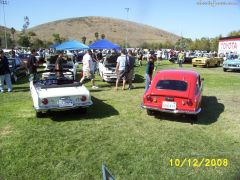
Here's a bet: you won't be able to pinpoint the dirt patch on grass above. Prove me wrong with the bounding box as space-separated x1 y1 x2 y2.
0 126 13 137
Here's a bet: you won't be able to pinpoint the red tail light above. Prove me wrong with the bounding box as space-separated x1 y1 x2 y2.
187 99 193 106
81 96 87 102
146 95 153 102
42 98 48 105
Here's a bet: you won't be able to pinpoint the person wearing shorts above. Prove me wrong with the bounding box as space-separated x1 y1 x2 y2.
80 50 98 89
115 49 128 90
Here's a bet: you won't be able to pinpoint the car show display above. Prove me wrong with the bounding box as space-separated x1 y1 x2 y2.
30 70 93 118
192 53 223 67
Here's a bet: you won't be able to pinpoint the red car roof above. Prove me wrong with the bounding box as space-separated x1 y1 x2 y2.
155 69 199 81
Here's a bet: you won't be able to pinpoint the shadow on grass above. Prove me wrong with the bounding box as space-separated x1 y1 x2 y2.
14 76 29 85
152 96 224 125
50 96 119 122
13 86 30 92
134 74 144 83
197 96 224 125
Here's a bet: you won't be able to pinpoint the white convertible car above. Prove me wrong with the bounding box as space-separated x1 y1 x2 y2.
30 70 93 118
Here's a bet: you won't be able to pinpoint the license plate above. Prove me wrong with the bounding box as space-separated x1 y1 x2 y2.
59 98 73 107
162 101 176 110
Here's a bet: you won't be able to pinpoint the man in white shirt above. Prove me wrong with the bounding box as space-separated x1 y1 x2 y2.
115 49 129 90
80 50 98 89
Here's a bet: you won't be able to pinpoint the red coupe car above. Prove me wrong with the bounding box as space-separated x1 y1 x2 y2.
142 69 204 120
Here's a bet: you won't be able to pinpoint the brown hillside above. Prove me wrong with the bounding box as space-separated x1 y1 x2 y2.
28 16 180 47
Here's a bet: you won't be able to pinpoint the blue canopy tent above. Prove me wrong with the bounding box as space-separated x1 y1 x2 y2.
56 40 89 50
89 39 121 50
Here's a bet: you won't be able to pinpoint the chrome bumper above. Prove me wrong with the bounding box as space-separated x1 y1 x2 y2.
141 104 201 115
34 101 93 112
223 66 240 70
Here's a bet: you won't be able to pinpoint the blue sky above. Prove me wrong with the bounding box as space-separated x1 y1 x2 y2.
0 0 240 39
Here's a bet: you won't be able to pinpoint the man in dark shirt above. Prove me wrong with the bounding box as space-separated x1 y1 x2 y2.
145 56 155 92
127 50 136 90
28 49 38 81
0 50 12 92
55 51 65 77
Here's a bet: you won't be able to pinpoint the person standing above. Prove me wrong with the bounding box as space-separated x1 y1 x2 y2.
127 50 136 90
55 51 65 77
80 50 98 89
115 49 128 91
0 50 12 92
145 55 155 92
28 49 38 81
178 51 185 68
138 52 143 66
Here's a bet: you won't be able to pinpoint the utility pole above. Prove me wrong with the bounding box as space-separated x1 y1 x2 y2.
125 8 130 49
0 0 8 49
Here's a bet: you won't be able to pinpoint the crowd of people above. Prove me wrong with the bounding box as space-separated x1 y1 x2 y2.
0 46 190 93
1 46 239 93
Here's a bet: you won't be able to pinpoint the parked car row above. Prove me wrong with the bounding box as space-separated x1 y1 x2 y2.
5 52 235 120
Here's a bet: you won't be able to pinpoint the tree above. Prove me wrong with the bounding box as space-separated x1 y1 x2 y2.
82 36 87 44
0 31 14 48
32 38 44 49
52 33 66 43
209 37 219 52
101 34 105 39
175 38 192 50
17 35 31 47
28 31 36 37
22 16 30 33
94 32 99 41
228 30 240 37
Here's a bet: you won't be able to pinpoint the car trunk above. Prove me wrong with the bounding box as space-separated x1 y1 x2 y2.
145 84 196 112
36 86 90 108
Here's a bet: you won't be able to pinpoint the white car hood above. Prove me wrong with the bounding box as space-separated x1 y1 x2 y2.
36 85 89 98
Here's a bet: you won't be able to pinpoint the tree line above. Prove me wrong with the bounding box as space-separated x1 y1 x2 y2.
0 16 240 50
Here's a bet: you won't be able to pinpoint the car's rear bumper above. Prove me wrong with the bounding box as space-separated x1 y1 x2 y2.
34 101 93 112
103 76 117 82
192 63 206 66
141 104 201 115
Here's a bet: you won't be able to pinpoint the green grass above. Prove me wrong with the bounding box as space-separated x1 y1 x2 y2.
0 61 240 179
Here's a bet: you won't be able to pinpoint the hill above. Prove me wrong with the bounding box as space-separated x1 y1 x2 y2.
28 16 180 47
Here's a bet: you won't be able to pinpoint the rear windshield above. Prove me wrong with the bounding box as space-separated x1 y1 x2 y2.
156 80 188 91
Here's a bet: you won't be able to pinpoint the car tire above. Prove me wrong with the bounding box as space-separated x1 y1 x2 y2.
193 65 196 67
223 68 227 72
36 111 44 118
147 109 154 116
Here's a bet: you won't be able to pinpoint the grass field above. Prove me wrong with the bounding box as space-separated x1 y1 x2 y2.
0 61 240 179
